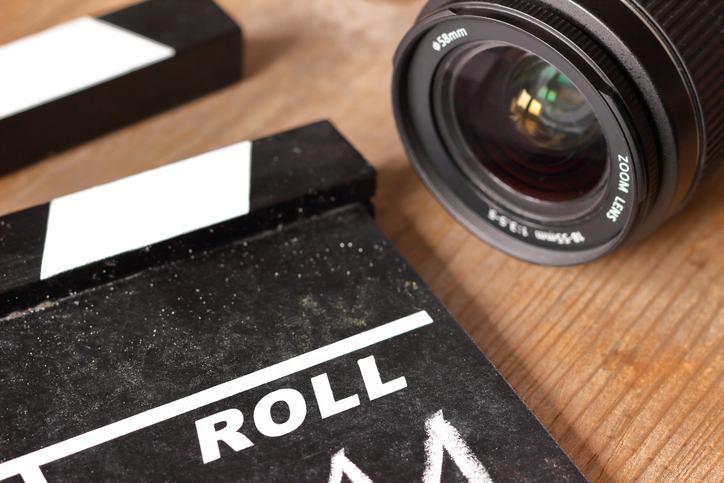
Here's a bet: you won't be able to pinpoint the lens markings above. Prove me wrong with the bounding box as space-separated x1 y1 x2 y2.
533 230 586 245
487 208 530 237
432 28 468 51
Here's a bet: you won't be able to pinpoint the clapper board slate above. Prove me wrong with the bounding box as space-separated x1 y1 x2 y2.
0 122 587 482
0 0 242 175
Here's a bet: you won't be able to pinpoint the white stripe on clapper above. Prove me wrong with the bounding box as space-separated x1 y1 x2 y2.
40 140 252 280
0 311 434 482
0 17 174 120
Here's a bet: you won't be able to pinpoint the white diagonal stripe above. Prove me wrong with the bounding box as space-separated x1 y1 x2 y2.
40 140 252 279
0 17 174 120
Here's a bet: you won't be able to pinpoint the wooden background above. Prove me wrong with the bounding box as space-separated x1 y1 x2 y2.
3 1 724 481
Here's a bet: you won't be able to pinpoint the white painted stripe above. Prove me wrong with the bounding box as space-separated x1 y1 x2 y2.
0 311 433 481
0 17 175 120
18 467 47 483
40 140 252 280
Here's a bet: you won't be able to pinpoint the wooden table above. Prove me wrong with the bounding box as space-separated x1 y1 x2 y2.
3 1 724 481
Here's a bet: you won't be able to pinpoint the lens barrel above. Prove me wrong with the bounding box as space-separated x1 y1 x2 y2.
392 0 724 265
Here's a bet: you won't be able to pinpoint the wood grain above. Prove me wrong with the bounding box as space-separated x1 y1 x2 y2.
2 0 724 481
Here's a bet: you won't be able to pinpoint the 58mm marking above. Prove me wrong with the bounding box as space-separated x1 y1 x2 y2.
432 28 468 51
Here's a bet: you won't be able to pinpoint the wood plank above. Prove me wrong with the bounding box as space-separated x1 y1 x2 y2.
2 0 724 480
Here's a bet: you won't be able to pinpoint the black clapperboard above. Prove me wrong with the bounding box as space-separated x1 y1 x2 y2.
0 0 242 174
0 123 587 482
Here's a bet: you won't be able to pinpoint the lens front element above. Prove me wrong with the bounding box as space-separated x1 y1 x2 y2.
440 45 608 209
507 54 599 153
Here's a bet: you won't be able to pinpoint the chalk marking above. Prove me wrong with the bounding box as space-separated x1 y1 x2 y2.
328 449 373 483
422 410 493 483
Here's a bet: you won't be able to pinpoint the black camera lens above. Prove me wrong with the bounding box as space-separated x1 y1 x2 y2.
393 0 724 265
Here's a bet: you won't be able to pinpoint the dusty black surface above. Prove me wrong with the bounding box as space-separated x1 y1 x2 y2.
0 205 585 482
0 121 375 317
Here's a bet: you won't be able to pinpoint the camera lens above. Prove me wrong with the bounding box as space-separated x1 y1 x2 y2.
440 44 607 210
393 0 724 265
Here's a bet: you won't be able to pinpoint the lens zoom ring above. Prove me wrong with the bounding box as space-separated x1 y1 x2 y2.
638 0 724 177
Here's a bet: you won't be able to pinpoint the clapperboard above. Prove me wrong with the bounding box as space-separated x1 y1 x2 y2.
0 122 587 482
0 0 242 174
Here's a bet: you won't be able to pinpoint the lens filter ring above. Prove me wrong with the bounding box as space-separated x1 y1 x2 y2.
392 4 654 264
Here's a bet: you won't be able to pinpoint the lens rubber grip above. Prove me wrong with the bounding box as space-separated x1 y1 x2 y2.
638 0 724 177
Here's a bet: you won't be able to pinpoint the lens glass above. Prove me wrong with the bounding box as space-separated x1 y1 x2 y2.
448 46 608 204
